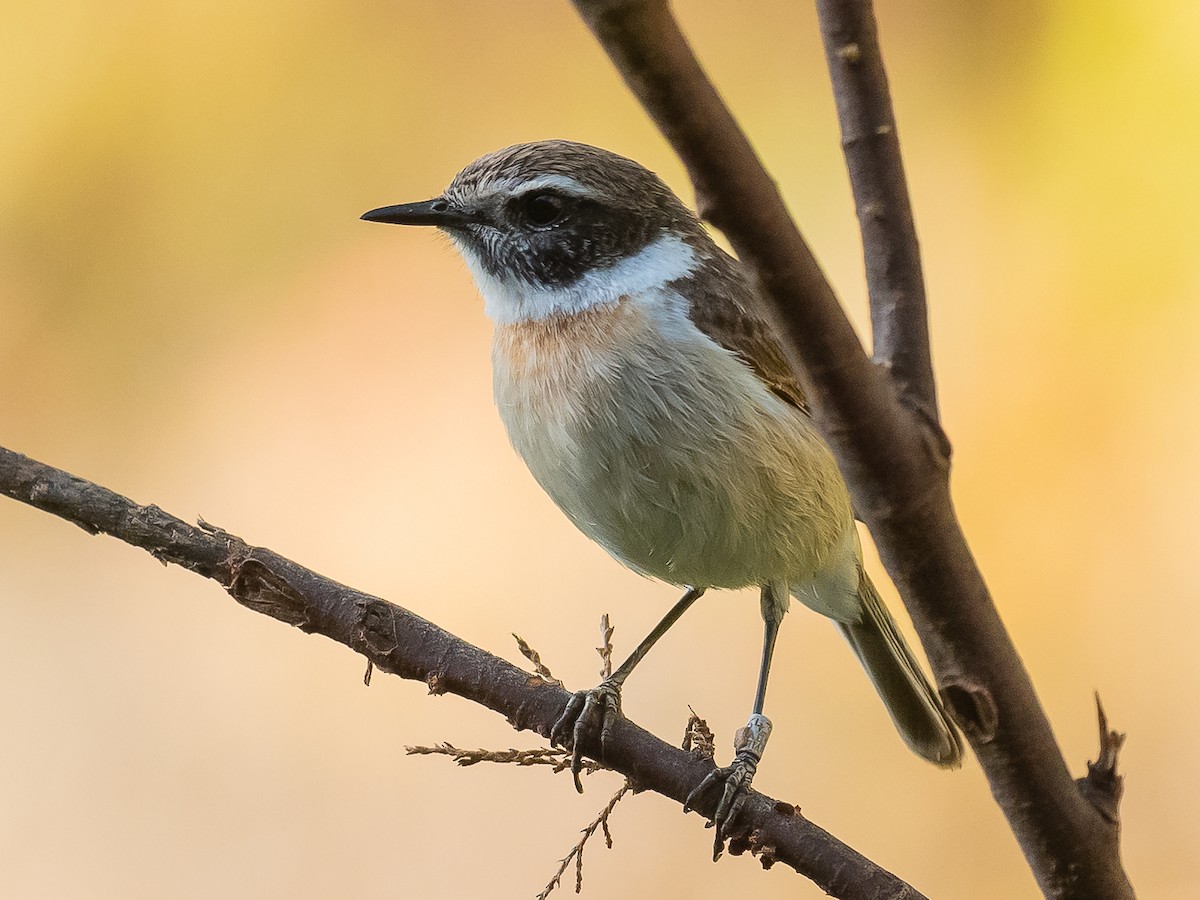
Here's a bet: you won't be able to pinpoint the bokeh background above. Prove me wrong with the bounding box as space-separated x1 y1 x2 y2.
2 1 1197 897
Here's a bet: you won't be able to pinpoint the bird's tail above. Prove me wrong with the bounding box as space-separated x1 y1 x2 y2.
838 567 963 768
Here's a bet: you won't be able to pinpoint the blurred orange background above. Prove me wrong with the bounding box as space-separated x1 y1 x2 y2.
2 2 1197 897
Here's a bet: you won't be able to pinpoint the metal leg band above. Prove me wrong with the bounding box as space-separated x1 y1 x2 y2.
735 713 772 761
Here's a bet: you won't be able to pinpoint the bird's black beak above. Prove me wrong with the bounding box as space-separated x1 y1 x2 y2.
360 198 474 228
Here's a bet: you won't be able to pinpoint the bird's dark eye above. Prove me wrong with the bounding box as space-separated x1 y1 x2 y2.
519 192 566 228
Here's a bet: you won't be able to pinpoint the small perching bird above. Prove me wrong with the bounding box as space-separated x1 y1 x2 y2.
363 140 962 854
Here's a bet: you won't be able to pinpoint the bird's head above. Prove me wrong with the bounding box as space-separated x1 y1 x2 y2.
363 140 709 323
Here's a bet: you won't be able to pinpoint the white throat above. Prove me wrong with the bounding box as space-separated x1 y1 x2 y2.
453 232 699 324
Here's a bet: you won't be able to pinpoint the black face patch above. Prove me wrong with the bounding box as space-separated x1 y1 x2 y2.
452 189 672 288
521 190 660 286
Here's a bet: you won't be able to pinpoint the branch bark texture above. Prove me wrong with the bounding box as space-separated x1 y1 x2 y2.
568 1 1132 897
0 445 926 900
815 0 936 416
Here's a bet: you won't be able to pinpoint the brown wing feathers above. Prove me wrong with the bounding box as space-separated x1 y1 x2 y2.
673 252 810 416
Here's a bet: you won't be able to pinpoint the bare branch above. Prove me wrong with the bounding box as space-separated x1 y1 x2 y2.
0 445 926 899
815 0 937 416
567 2 1133 897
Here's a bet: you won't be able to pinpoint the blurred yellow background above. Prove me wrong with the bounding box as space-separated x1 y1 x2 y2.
2 1 1197 897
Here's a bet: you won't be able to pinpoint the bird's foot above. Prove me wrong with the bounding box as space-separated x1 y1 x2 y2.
684 714 772 861
550 677 623 792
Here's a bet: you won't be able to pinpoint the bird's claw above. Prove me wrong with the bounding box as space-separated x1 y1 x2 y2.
550 678 623 792
683 713 771 861
683 749 760 860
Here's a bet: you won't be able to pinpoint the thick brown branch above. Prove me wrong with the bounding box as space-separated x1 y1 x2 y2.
815 0 937 416
0 445 925 900
568 1 1132 897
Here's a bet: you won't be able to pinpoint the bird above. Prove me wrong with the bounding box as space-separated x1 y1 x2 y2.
362 140 962 856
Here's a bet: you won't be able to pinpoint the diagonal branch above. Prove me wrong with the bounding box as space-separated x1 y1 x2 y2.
815 0 937 416
0 445 926 900
569 0 938 510
568 0 871 417
568 1 1132 897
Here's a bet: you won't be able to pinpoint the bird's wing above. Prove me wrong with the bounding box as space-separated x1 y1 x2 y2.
675 255 810 416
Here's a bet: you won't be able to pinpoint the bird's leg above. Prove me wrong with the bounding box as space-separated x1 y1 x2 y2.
684 583 783 861
551 586 705 791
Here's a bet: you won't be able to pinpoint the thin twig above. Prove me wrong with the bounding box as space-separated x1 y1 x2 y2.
515 633 566 687
682 708 716 761
536 781 632 900
405 742 605 776
1076 693 1126 825
597 614 615 680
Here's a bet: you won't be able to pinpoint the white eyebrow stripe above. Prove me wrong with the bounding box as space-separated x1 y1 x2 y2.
495 173 599 199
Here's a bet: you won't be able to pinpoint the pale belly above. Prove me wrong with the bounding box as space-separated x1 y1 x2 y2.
491 294 855 594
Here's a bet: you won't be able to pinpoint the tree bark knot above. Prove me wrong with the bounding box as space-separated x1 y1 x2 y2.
941 681 998 743
358 597 400 656
227 556 311 629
